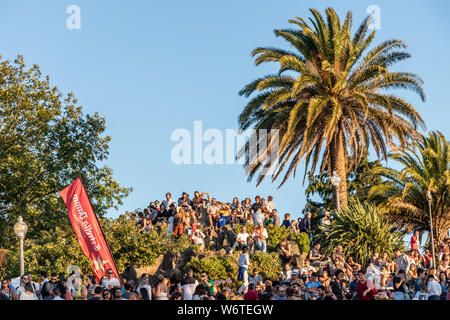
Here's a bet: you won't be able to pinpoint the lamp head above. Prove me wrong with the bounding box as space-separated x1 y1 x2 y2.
14 216 28 239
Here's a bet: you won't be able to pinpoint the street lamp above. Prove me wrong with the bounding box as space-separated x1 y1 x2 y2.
14 216 28 277
425 190 436 270
330 170 342 212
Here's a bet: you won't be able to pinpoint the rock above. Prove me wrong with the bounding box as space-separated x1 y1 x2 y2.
135 254 164 277
122 265 138 283
217 248 227 258
288 241 301 256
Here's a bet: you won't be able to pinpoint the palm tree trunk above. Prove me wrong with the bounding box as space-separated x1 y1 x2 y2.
330 130 348 209
434 216 450 253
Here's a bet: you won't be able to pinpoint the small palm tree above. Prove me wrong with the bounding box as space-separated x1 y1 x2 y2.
238 7 425 209
318 199 404 267
367 131 450 249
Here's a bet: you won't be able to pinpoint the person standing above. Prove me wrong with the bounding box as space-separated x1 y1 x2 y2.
393 248 411 273
156 275 169 300
253 208 265 226
1 279 16 300
102 269 121 290
180 270 198 300
410 230 420 251
299 211 312 244
19 283 37 300
252 223 268 253
281 213 291 228
426 274 442 300
162 192 177 209
271 209 280 227
238 247 250 287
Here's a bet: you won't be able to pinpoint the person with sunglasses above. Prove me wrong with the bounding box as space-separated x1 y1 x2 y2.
102 289 112 300
1 279 17 300
200 271 214 296
102 269 120 290
16 275 37 299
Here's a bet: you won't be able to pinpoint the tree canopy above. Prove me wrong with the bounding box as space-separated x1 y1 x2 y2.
0 55 131 249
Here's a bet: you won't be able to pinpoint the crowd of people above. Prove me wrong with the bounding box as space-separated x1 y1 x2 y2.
1 191 449 301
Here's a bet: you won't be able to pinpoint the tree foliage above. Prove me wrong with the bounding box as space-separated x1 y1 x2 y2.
0 55 131 249
317 199 403 267
238 7 425 209
367 131 450 247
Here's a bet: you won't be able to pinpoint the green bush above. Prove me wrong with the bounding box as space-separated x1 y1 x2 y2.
3 215 191 279
318 199 404 267
266 225 310 253
184 256 236 281
250 251 282 280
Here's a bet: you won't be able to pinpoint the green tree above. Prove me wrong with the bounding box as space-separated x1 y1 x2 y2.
367 131 450 248
0 55 131 249
238 8 425 210
317 198 403 267
305 152 384 237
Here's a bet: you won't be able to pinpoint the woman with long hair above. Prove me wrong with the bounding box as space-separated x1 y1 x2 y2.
156 275 169 300
356 271 376 300
173 208 185 238
1 279 16 300
102 289 113 300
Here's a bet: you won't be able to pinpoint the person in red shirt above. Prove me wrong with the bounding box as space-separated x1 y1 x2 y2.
410 230 420 251
244 283 259 300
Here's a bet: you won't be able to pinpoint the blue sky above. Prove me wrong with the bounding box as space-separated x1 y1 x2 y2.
1 0 449 221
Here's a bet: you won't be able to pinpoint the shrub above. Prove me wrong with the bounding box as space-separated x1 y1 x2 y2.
318 199 404 267
250 251 282 280
184 256 236 281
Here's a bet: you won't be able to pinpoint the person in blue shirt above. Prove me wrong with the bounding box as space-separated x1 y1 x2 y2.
216 211 234 249
281 213 291 228
305 272 322 300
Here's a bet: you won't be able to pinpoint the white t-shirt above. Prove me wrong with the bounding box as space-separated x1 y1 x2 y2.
301 266 316 276
20 292 37 300
236 232 250 243
267 201 275 213
427 280 442 297
102 277 121 289
181 280 198 300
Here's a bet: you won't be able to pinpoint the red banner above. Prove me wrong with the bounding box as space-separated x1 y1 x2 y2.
59 177 121 284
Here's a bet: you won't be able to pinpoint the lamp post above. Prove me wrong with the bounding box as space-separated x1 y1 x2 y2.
425 191 436 270
14 216 28 278
330 170 342 212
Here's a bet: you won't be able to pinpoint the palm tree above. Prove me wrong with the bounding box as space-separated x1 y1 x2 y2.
238 7 425 209
367 131 450 249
